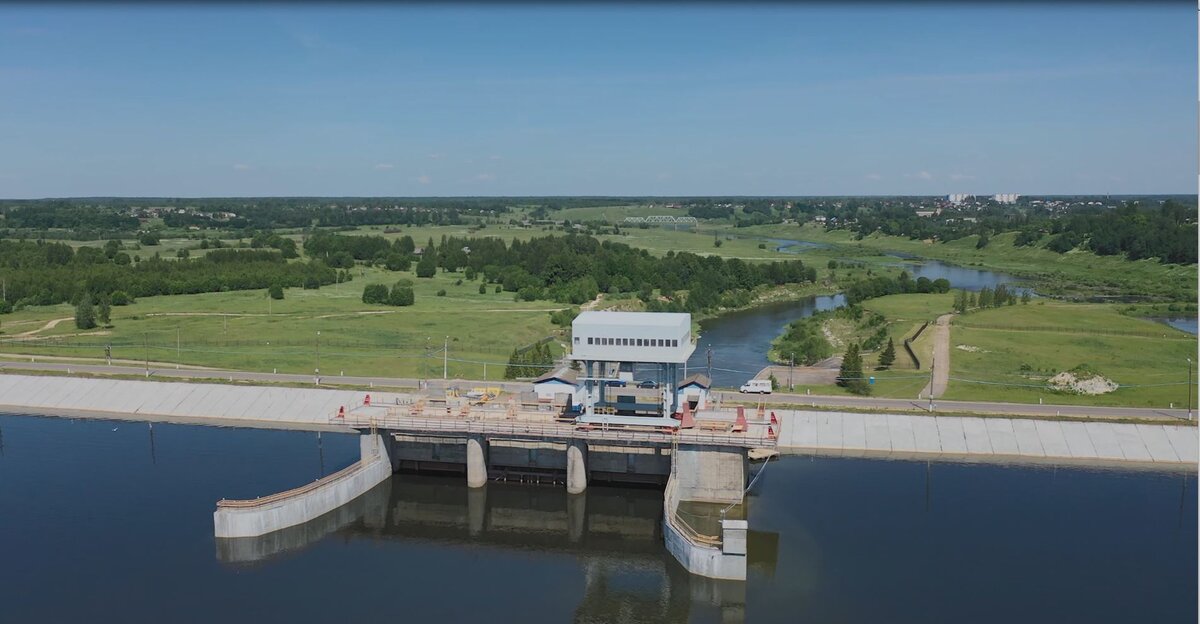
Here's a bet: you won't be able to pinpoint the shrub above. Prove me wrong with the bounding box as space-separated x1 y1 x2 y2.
362 284 389 304
110 291 133 306
389 286 415 306
268 284 284 300
436 289 447 297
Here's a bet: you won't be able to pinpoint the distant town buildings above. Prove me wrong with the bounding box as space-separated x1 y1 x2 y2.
946 193 973 204
992 193 1020 204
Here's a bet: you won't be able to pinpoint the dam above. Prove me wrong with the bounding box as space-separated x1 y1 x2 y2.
0 312 1194 582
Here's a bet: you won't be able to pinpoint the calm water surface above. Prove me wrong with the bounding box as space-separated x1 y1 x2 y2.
0 414 1194 623
1152 316 1199 335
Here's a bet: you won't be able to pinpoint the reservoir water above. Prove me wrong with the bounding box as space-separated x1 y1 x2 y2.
0 414 1194 623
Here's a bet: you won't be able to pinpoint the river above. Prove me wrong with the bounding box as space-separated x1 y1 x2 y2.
688 245 1029 387
0 414 1194 623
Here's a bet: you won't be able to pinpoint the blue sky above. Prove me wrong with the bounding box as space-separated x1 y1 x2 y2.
0 3 1194 197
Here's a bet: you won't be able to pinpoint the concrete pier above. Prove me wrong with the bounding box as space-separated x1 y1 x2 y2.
673 445 748 504
466 434 489 488
566 439 588 494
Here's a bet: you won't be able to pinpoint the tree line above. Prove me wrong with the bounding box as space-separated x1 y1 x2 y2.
0 240 338 311
311 232 819 314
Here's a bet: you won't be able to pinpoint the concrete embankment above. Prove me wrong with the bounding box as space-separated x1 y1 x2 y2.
0 373 382 431
213 434 393 538
775 410 1199 469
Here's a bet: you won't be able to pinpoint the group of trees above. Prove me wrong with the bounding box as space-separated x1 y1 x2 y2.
953 285 1029 313
73 293 111 330
773 314 834 366
1039 201 1196 264
844 271 951 305
0 240 337 312
826 199 1196 265
504 340 555 379
361 281 415 307
837 343 870 395
310 232 819 314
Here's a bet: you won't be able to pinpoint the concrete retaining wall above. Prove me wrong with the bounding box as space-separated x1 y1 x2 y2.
213 434 393 538
662 475 747 581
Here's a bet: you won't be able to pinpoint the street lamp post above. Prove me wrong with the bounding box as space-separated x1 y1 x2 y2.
315 330 321 385
443 335 449 380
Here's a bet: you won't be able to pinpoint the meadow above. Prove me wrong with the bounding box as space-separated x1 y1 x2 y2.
0 265 567 381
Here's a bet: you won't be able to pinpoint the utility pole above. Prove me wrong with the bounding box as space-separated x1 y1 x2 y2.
176 327 181 369
1187 357 1193 421
927 356 935 412
143 332 149 377
706 347 713 381
315 330 321 385
443 335 449 380
789 353 795 391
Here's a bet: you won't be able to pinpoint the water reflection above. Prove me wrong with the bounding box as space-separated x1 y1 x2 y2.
1151 316 1199 336
218 475 768 623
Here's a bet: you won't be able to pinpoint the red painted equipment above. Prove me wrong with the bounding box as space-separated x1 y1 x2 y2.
770 411 779 426
337 406 345 419
680 401 695 429
733 409 747 433
364 394 371 406
767 425 776 440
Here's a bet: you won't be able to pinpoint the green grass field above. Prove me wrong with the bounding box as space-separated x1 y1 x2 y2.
945 302 1196 407
0 265 567 380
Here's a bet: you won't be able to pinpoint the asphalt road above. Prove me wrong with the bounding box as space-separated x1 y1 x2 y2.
1 359 1191 422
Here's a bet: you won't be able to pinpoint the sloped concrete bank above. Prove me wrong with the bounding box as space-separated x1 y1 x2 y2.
775 410 1198 470
213 434 393 538
0 373 388 432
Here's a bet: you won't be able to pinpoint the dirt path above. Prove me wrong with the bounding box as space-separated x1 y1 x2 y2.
9 317 74 338
920 313 953 399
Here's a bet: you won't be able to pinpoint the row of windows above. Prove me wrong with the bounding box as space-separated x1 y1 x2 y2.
579 336 679 348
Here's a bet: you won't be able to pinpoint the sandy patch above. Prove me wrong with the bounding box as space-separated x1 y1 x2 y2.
1048 370 1118 395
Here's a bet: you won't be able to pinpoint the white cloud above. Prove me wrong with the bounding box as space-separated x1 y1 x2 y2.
949 173 975 181
374 163 394 170
475 173 496 182
416 174 431 185
917 170 933 180
233 164 251 171
865 173 882 181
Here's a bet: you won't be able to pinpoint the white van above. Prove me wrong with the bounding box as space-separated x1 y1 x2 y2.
739 379 773 394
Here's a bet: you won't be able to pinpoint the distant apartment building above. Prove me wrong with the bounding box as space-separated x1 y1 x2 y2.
992 193 1020 204
946 193 972 204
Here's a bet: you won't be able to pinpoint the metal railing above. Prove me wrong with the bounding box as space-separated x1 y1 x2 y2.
333 410 777 449
216 459 369 509
664 475 722 547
